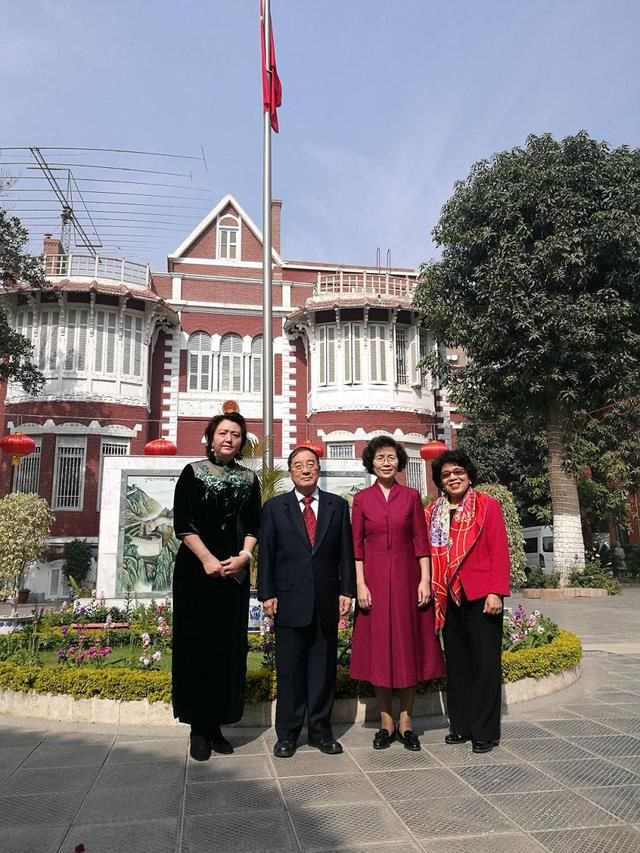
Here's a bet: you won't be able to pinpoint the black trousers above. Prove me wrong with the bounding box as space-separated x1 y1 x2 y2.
275 611 338 742
443 591 503 743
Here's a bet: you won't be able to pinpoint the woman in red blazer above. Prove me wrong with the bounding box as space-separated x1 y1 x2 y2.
425 450 510 753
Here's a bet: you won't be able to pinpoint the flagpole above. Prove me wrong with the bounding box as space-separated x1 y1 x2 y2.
262 0 274 468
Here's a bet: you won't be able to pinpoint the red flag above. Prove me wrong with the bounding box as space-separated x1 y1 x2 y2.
260 1 282 132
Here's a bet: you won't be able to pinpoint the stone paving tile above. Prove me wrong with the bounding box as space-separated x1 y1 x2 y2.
504 737 595 762
349 746 440 772
0 729 48 749
0 745 36 782
0 822 68 853
536 758 640 788
183 808 297 852
368 767 470 801
93 757 185 790
455 763 563 794
571 735 640 758
289 801 412 850
2 762 100 796
425 743 521 766
20 741 113 769
107 736 187 763
280 772 380 806
416 725 453 745
321 845 422 853
598 717 640 736
420 834 548 852
510 706 582 721
488 789 623 831
187 753 273 783
532 825 640 852
74 782 182 825
577 784 640 822
185 778 284 815
590 690 640 703
391 793 514 838
271 749 360 777
334 724 386 747
65 817 179 853
612 756 640 774
536 718 624 738
0 790 80 829
499 721 555 739
561 703 640 719
218 732 268 755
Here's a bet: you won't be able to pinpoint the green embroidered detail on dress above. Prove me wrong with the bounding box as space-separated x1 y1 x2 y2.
195 463 252 508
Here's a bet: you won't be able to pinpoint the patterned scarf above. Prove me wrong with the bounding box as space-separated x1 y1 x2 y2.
426 487 488 632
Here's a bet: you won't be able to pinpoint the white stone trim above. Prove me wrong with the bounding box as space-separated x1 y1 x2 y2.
161 332 180 443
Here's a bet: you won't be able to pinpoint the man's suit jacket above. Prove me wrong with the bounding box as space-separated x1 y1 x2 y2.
258 488 356 628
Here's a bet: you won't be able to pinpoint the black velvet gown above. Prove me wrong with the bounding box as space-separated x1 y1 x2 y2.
172 456 261 729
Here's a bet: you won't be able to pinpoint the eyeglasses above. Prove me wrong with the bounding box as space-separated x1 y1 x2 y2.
291 463 319 472
373 455 398 463
440 467 468 481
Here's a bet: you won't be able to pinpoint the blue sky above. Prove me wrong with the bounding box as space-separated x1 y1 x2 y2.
2 0 639 271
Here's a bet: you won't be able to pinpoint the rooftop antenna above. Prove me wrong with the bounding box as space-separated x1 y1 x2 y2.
386 249 391 272
376 247 381 273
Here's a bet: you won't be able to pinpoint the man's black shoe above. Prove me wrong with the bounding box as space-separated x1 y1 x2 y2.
445 732 470 745
189 733 212 761
273 740 296 758
308 737 343 755
472 740 495 754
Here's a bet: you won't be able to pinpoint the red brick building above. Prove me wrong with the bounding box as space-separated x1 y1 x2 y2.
0 194 455 598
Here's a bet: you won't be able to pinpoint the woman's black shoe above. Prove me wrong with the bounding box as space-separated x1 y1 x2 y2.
190 733 212 761
211 734 234 754
445 732 470 745
397 729 421 751
373 726 396 750
472 740 495 754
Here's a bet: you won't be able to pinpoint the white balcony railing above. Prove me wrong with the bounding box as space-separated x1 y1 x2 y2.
44 254 150 288
316 270 415 299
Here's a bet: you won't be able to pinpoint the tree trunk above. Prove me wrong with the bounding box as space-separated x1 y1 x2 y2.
546 401 585 585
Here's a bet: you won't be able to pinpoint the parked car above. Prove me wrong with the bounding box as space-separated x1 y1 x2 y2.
522 525 554 573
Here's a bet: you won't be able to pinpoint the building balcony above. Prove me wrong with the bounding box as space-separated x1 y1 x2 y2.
312 270 416 306
44 253 150 289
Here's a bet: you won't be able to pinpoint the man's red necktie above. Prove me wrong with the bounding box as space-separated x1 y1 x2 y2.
302 495 316 544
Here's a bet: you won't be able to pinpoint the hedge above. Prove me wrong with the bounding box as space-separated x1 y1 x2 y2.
0 631 581 705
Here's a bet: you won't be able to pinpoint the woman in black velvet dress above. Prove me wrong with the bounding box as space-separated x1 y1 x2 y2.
172 412 261 761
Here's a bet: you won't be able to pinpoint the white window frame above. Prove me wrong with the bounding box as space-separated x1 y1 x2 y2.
343 323 362 385
368 324 387 384
217 215 241 261
97 437 130 510
327 442 355 460
38 308 61 374
12 437 42 494
122 314 144 378
52 436 87 511
219 333 243 393
94 309 118 376
416 327 430 389
317 325 337 386
63 307 89 374
394 326 409 385
187 332 213 392
251 335 263 393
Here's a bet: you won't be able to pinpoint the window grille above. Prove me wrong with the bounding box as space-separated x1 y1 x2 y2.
405 455 426 496
369 324 387 383
52 439 86 510
219 333 243 392
97 438 129 509
251 336 263 393
327 442 354 460
343 324 362 384
395 327 408 385
12 438 41 494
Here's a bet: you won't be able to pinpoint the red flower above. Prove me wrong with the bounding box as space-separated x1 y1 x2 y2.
75 845 86 853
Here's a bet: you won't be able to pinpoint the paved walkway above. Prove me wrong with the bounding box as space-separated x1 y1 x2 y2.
1 591 640 852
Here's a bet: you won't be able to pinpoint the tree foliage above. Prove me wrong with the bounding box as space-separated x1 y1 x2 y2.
415 132 640 580
0 207 46 394
62 539 93 587
475 483 528 590
0 492 54 599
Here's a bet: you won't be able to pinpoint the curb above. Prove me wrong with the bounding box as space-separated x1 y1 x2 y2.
522 588 608 599
0 664 582 727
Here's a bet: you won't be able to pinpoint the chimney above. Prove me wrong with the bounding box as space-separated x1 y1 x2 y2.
271 199 282 255
42 234 64 257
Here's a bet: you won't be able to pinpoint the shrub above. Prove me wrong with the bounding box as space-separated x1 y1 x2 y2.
476 484 528 589
569 550 621 595
501 630 582 682
622 544 640 578
503 605 559 652
525 569 560 589
62 539 93 588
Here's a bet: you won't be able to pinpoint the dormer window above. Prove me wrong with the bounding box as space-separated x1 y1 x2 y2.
217 214 241 261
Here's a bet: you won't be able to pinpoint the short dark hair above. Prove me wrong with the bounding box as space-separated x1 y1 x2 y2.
431 449 477 490
287 445 321 469
361 436 408 474
204 412 248 458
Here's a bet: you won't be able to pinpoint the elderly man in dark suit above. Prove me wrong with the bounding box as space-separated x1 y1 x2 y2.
258 446 355 758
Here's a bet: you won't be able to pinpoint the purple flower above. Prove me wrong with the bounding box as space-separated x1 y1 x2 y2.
60 625 69 636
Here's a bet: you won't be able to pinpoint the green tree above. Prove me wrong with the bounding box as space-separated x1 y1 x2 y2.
475 483 528 590
0 207 46 394
0 492 54 611
62 539 93 589
415 132 640 584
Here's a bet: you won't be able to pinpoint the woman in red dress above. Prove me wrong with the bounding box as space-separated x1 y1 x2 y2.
350 436 446 751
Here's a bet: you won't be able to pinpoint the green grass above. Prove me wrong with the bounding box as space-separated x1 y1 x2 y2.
38 649 265 674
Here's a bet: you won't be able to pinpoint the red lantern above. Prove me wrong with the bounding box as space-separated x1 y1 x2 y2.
0 432 36 466
299 440 324 458
144 437 178 456
222 400 240 414
419 440 448 461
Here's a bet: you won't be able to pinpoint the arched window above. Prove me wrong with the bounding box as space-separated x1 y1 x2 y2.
188 332 212 391
251 335 263 393
217 214 241 261
219 333 243 392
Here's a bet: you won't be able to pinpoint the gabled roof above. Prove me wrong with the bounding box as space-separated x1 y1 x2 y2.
167 193 283 265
